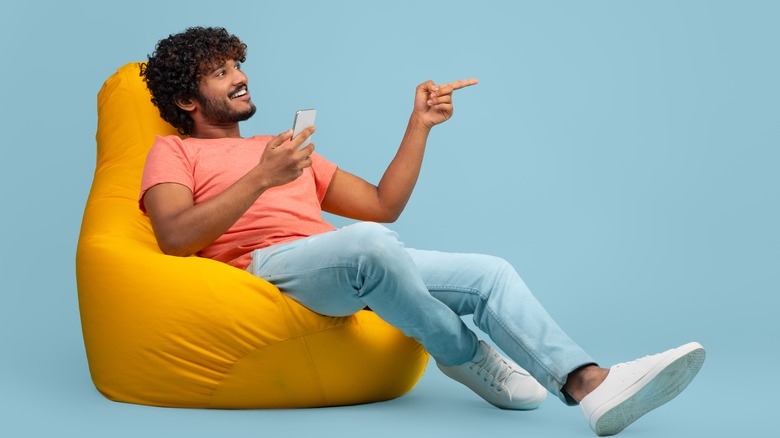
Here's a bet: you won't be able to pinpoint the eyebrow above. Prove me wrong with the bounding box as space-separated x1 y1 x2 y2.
208 62 228 75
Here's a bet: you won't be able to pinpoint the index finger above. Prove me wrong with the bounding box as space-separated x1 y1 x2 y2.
268 129 293 148
448 78 479 91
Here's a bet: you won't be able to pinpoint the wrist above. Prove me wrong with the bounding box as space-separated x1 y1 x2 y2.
409 112 434 132
247 166 274 195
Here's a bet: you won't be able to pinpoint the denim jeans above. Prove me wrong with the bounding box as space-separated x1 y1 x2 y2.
247 222 593 404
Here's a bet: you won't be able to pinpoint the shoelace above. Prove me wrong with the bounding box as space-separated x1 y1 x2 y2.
612 351 662 370
609 352 666 384
469 350 515 391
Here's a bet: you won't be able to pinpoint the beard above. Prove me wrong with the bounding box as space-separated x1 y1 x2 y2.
198 90 257 124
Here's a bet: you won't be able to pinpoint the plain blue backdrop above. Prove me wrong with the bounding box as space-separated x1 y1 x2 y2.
1 1 777 436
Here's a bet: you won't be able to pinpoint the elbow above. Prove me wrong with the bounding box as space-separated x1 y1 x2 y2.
155 234 196 257
158 242 192 257
383 211 402 223
148 215 200 257
159 245 193 258
374 208 402 224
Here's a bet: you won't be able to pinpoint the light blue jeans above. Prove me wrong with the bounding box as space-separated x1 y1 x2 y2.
247 222 593 404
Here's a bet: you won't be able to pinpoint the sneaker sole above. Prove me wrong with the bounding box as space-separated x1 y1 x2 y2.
591 342 706 436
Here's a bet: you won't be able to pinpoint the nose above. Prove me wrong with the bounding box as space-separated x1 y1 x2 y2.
232 68 247 85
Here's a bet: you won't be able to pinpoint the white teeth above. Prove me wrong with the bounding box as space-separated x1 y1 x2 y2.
231 89 247 99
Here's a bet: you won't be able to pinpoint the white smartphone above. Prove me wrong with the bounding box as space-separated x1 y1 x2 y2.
292 109 316 150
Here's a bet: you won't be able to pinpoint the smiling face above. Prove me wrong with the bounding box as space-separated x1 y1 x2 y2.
194 59 257 126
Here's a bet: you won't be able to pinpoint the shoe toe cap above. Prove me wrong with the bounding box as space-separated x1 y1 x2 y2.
505 376 547 410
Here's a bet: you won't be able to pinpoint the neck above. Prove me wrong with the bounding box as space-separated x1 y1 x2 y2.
190 122 242 139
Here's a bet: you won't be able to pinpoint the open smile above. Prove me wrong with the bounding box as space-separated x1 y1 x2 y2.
229 86 249 100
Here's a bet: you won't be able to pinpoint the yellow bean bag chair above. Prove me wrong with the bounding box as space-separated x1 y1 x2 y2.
76 62 428 408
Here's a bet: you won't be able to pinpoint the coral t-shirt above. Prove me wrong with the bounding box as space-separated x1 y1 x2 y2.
139 135 338 269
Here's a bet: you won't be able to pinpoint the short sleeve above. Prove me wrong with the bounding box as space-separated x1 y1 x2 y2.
310 152 338 203
139 135 195 213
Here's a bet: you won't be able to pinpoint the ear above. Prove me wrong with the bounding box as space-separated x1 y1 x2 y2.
175 96 197 112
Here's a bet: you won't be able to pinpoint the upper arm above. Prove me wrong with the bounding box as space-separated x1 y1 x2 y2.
322 169 392 222
142 183 195 242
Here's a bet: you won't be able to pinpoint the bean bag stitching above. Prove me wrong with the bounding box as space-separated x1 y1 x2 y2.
207 315 360 408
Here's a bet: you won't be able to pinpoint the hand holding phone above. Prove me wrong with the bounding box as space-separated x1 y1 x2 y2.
292 109 316 150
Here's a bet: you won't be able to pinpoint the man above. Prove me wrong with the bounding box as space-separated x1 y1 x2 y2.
140 27 705 436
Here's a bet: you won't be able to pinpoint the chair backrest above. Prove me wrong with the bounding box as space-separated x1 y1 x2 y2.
79 62 180 251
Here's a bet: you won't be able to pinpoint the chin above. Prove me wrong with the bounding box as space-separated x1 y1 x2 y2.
238 105 257 121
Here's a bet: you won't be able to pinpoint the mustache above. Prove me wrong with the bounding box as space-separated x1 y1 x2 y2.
229 84 248 96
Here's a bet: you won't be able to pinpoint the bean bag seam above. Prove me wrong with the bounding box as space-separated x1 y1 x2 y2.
207 314 360 407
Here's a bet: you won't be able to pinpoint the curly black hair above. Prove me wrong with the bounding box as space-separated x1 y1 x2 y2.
141 26 247 135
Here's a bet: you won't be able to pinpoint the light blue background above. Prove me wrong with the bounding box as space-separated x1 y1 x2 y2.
1 1 776 436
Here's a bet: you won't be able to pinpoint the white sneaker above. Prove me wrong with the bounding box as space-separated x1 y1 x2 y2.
580 342 706 436
437 340 547 410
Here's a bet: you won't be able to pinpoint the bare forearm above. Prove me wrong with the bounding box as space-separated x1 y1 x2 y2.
375 115 431 220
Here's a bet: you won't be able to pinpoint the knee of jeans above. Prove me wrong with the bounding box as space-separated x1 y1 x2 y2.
467 253 513 274
470 254 525 291
343 222 401 245
341 222 404 260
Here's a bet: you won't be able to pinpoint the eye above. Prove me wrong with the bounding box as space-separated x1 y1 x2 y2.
234 62 242 70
